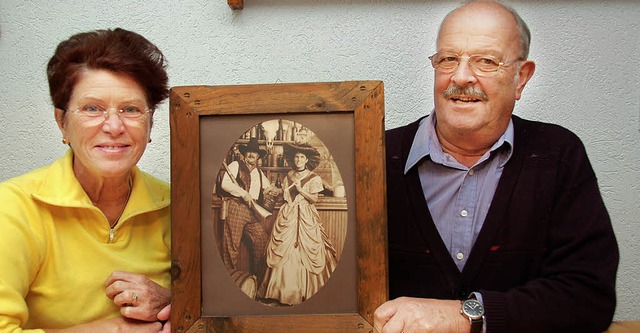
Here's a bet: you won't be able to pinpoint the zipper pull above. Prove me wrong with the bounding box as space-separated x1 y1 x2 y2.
109 228 115 243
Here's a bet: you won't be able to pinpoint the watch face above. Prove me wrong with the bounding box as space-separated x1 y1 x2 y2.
462 300 485 319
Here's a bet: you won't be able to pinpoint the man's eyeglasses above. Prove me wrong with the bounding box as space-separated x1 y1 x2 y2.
67 104 152 125
428 52 521 76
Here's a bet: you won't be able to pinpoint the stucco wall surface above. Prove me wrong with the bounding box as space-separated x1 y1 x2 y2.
1 0 638 321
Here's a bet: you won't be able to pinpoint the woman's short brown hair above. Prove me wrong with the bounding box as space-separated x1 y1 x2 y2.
47 28 169 111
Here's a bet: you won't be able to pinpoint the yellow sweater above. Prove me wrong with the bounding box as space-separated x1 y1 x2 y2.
0 150 171 332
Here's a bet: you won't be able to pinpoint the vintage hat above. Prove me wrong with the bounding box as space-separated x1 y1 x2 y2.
238 137 267 158
283 143 321 171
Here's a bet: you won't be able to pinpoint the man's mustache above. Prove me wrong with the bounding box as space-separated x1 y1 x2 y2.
443 85 488 101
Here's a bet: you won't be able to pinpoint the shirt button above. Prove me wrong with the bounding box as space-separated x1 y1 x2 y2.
460 210 468 217
456 252 464 260
468 169 474 175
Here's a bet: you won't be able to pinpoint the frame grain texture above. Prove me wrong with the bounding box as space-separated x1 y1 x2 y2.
170 81 387 333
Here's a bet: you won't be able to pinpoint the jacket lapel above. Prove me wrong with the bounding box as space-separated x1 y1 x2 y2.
398 119 462 286
462 116 527 279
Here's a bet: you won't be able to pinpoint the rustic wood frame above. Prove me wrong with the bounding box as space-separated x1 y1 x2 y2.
169 81 387 333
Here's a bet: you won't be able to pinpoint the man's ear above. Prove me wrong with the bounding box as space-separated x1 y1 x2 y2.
515 60 536 100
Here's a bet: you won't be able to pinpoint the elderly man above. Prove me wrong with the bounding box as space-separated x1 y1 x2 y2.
374 1 618 333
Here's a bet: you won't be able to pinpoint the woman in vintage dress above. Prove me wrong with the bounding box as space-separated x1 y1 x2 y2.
259 143 337 305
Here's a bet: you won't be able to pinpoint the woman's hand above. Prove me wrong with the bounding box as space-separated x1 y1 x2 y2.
292 179 318 204
105 271 171 322
157 304 171 333
293 179 302 192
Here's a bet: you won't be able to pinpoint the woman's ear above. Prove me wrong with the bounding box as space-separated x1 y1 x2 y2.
55 108 67 137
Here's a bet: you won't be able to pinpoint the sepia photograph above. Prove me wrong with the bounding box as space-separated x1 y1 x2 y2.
211 119 347 307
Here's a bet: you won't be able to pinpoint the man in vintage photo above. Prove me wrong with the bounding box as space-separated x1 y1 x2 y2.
219 137 277 286
374 1 618 333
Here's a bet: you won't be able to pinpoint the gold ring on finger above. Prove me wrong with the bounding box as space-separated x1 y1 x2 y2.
131 292 138 304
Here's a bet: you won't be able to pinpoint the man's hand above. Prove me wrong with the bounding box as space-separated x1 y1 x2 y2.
373 297 469 333
105 271 171 322
264 185 282 196
241 192 254 204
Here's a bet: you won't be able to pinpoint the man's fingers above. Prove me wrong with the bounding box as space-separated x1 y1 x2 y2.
373 299 399 333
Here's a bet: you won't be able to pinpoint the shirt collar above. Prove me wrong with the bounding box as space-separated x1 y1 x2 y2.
405 112 514 174
32 149 170 214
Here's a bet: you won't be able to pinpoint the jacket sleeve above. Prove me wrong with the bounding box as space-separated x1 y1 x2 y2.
0 182 46 333
481 125 619 333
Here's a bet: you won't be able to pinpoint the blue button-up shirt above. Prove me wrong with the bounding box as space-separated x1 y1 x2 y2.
404 112 514 271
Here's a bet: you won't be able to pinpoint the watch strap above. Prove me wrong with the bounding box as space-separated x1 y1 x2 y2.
462 295 484 333
469 316 482 333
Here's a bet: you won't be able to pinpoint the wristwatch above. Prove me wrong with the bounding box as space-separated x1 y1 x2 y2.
460 295 485 333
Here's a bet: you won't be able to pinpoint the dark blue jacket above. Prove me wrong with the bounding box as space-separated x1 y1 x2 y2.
385 115 618 333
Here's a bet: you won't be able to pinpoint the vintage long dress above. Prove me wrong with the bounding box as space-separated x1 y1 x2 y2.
261 170 337 305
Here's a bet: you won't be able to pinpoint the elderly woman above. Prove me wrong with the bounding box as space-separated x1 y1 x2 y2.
0 29 171 332
259 143 337 306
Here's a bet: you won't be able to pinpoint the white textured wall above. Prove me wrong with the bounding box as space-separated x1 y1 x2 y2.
1 0 638 321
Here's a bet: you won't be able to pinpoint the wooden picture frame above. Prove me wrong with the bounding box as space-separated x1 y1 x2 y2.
170 81 387 333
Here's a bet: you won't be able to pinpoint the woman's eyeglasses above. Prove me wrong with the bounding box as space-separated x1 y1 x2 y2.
67 104 152 125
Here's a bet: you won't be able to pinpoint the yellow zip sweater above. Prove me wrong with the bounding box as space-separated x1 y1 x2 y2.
0 150 171 332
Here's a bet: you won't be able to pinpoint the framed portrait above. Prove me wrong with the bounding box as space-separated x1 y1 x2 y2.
170 81 387 332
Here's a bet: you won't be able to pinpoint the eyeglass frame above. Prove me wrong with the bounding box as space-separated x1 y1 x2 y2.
64 105 154 124
428 52 523 76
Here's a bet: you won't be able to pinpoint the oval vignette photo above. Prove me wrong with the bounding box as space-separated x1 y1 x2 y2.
211 118 348 307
